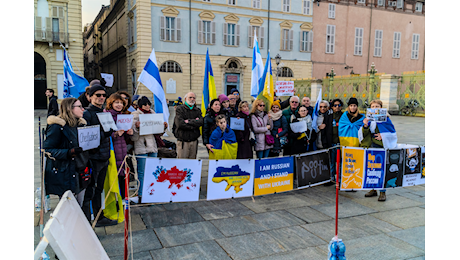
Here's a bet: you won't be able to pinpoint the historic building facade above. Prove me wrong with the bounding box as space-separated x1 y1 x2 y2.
34 0 85 109
311 0 425 79
127 0 314 104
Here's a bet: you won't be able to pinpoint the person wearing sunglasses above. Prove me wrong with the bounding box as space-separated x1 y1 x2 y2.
250 99 273 159
230 88 241 109
81 84 118 227
313 100 333 151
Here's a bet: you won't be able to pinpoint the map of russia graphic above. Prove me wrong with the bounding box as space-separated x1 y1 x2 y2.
212 165 250 193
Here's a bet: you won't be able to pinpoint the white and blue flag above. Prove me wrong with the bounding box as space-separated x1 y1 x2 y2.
311 88 322 132
63 49 89 98
137 48 170 125
251 30 264 98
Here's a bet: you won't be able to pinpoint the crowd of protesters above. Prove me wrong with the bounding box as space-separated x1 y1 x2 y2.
43 83 397 227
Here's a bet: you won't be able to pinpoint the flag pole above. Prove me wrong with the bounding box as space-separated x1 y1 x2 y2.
59 41 84 78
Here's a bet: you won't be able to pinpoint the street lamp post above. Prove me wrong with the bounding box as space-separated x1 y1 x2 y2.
275 54 281 82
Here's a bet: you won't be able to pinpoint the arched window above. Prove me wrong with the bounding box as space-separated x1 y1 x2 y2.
229 61 238 68
159 61 182 73
278 67 293 77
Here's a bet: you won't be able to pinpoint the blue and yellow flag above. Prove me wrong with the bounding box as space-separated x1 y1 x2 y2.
256 51 274 112
338 111 365 147
201 49 217 117
103 137 124 223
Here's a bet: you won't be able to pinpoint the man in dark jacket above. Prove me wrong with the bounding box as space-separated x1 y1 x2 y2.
174 92 204 159
77 86 91 109
81 84 117 227
302 96 314 117
314 100 333 150
282 96 300 156
45 89 59 117
230 88 241 108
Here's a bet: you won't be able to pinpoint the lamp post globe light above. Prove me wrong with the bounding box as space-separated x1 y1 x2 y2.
275 54 281 81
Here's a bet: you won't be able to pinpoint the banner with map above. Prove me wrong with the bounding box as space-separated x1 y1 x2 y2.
142 158 202 203
207 159 255 200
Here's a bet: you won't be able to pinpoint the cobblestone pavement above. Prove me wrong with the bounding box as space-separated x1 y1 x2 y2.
34 108 425 259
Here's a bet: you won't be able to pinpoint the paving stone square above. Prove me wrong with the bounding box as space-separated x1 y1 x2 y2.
370 206 425 229
310 199 378 219
353 194 424 212
140 207 204 229
150 240 232 260
286 206 334 223
110 251 153 260
99 229 162 257
154 221 225 247
105 214 146 235
239 193 320 213
210 215 268 237
194 200 255 220
252 247 328 260
388 226 425 250
250 210 306 229
262 226 327 251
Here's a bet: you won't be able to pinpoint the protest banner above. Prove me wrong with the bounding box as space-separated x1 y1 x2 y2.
230 117 245 131
100 73 114 87
116 114 133 131
207 159 255 200
142 158 202 203
366 108 387 123
254 157 294 196
340 147 365 190
77 125 100 151
295 150 331 189
384 149 404 188
402 146 423 186
290 121 307 133
275 81 295 96
96 112 118 132
139 113 164 135
421 146 425 180
362 148 386 190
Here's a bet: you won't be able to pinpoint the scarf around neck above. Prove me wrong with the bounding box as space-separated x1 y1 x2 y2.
268 110 283 121
140 108 152 114
185 101 194 110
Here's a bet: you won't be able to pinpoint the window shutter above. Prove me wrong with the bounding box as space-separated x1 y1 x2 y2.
198 20 203 44
160 16 166 41
332 4 335 18
300 31 304 51
59 7 64 18
289 29 294 51
308 31 313 52
59 18 65 39
35 16 43 39
306 0 311 15
236 24 240 46
223 23 228 45
211 21 216 44
331 25 335 53
46 17 52 33
248 26 253 48
260 27 264 48
176 18 181 42
52 6 58 17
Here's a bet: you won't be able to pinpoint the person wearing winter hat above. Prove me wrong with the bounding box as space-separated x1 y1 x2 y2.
268 100 288 157
89 79 101 86
218 94 231 122
337 97 364 147
230 88 241 108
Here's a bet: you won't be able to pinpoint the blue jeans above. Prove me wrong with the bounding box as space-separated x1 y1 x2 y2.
136 153 158 196
256 149 270 159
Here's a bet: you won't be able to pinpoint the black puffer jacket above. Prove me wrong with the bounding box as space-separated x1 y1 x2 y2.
44 116 90 196
202 109 221 145
82 104 113 161
174 104 204 142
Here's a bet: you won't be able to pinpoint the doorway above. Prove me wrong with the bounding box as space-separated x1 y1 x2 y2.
225 73 239 96
34 52 47 109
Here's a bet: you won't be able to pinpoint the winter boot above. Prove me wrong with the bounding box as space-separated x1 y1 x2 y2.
378 191 386 201
365 190 377 197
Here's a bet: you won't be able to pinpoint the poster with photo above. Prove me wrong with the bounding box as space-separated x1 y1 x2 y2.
340 147 365 190
296 150 331 189
254 157 294 196
403 147 421 175
207 159 255 200
366 108 387 122
142 158 202 203
362 149 386 190
384 149 404 188
421 146 425 179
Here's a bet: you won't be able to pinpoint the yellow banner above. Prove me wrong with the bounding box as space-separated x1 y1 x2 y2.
340 147 365 190
254 173 293 196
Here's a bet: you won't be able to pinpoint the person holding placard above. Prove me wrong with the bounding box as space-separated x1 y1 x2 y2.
282 96 300 156
105 93 134 198
228 94 239 118
338 97 365 148
288 105 313 155
82 84 118 227
131 96 167 203
233 101 253 159
329 99 344 183
116 90 132 114
268 100 288 157
314 100 333 150
44 98 90 206
250 99 274 159
203 99 223 152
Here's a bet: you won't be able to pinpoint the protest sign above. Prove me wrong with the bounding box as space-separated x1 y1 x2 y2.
403 146 423 186
116 114 133 131
366 108 387 122
77 125 100 151
421 146 425 180
384 149 404 188
340 147 365 190
290 121 307 133
207 159 255 200
230 117 245 131
254 157 293 196
139 113 164 135
275 81 295 96
96 112 118 132
100 73 114 87
142 158 202 203
296 150 331 189
362 148 386 190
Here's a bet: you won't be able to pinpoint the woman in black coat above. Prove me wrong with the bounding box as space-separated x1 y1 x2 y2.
44 98 90 206
233 101 253 159
203 99 222 151
268 100 288 157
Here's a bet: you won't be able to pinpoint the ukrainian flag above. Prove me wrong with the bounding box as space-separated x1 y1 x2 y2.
103 137 124 223
201 49 217 117
256 51 274 112
338 111 365 147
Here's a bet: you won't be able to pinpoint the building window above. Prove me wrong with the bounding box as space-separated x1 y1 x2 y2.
160 16 181 42
374 30 383 57
252 0 261 8
224 23 240 46
198 20 216 45
397 0 403 8
326 25 335 54
393 32 401 58
203 0 210 2
300 31 313 52
415 2 422 12
278 67 294 77
303 0 312 15
248 25 264 48
328 4 336 19
411 34 420 59
283 0 291 12
354 28 364 56
228 0 236 5
159 61 182 73
377 0 384 6
281 29 293 51
357 0 365 3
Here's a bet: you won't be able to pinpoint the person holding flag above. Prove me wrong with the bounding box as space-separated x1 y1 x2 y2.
338 97 365 147
251 30 264 99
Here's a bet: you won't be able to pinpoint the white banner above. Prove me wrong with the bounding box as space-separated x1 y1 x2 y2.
116 114 134 131
230 117 245 131
77 125 100 151
100 73 114 87
275 81 295 96
139 113 164 135
96 112 118 132
290 121 307 133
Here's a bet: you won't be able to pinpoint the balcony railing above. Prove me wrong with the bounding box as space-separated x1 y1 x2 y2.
34 30 69 44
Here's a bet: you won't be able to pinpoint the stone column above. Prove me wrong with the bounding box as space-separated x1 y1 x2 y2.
310 79 323 104
379 74 399 114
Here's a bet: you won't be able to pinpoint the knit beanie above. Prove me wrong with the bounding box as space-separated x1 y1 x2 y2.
348 97 358 106
89 79 101 86
88 84 106 97
271 100 281 109
218 94 229 103
138 96 152 108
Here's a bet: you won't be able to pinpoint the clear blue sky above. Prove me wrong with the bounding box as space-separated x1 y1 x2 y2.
82 0 110 29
